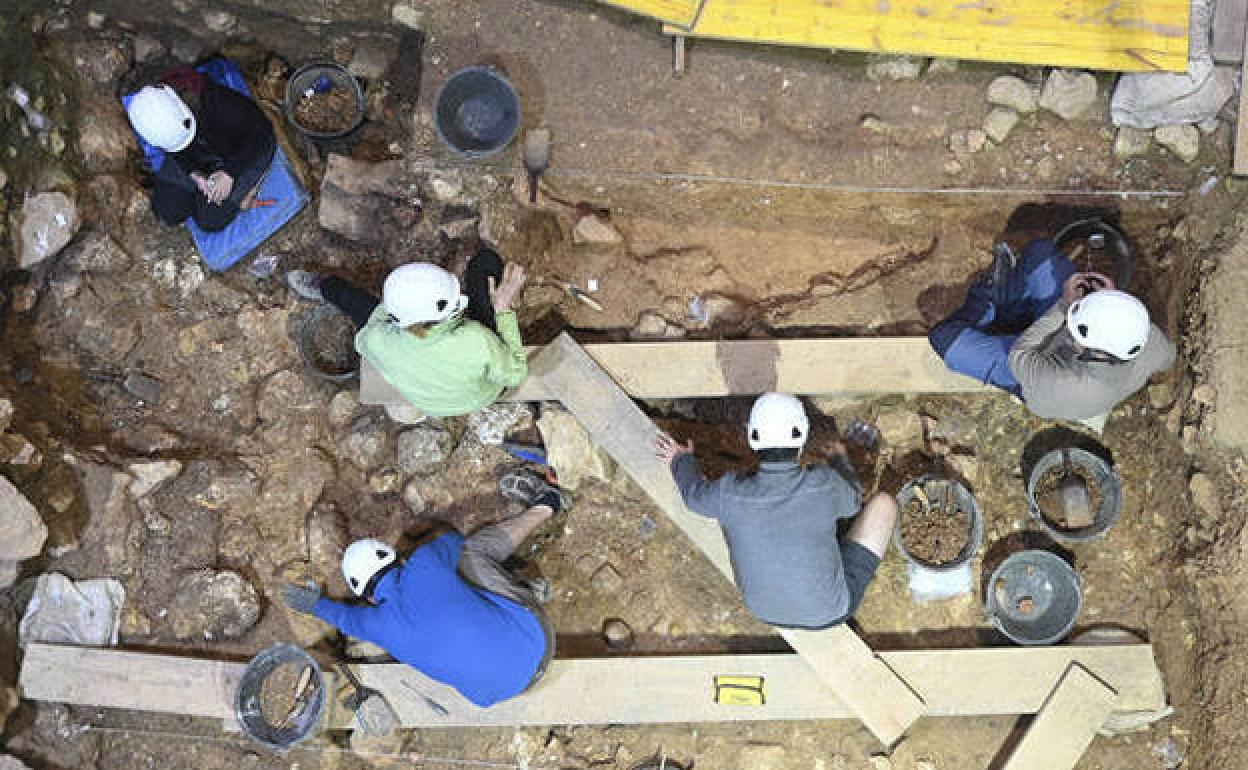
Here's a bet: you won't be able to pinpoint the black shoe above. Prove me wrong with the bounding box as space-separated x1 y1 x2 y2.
500 468 571 513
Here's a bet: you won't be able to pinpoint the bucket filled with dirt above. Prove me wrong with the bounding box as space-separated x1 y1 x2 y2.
1026 447 1122 543
234 643 326 750
985 549 1083 646
294 304 360 382
285 62 365 139
894 476 983 571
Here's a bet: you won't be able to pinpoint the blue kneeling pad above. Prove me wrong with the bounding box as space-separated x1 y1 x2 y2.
122 58 308 272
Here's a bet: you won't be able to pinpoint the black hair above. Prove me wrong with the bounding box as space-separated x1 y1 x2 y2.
756 447 801 464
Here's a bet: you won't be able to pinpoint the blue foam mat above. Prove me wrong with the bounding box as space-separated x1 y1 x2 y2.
122 59 308 272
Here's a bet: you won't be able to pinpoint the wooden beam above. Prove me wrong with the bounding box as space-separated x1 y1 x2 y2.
529 333 925 746
591 0 701 28
1236 26 1248 175
1212 0 1247 63
655 0 1189 72
358 337 989 406
20 644 1164 729
1001 663 1119 770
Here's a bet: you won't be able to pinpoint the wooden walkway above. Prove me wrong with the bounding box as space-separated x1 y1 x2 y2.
596 0 1190 72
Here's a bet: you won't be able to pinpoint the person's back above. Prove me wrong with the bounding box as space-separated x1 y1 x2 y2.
691 459 861 627
355 306 525 417
1007 300 1175 420
658 393 894 630
313 533 547 707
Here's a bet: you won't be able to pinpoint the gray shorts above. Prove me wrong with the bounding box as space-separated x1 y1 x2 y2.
457 525 555 687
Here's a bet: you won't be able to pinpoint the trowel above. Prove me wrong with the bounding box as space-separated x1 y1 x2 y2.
524 128 550 204
336 664 399 736
1058 449 1093 528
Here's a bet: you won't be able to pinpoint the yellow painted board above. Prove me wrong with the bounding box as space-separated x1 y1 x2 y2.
660 0 1189 72
592 0 702 28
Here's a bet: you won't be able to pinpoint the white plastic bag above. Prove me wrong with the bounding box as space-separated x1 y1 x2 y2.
18 572 125 647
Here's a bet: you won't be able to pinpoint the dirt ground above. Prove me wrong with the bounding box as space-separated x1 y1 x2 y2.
2 0 1248 769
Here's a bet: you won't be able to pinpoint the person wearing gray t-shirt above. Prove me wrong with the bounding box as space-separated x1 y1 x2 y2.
655 393 898 629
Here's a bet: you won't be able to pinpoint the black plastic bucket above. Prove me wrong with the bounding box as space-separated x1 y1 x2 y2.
285 62 366 140
235 643 326 750
433 66 520 158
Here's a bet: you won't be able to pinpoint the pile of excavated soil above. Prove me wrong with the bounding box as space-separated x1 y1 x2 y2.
292 87 356 134
900 493 971 565
1033 464 1104 529
258 661 306 725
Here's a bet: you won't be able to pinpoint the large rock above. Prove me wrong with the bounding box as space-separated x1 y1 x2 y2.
536 406 614 489
169 569 261 640
572 214 623 245
875 409 924 450
307 504 348 577
983 107 1020 143
469 403 531 445
69 40 132 86
1189 473 1221 518
78 462 134 574
396 424 454 473
66 232 132 273
343 414 390 471
0 476 46 561
347 36 400 78
1154 124 1200 163
1113 126 1152 158
866 55 925 81
77 96 135 173
14 192 80 268
986 75 1039 113
1038 69 1099 120
127 460 182 498
318 155 412 243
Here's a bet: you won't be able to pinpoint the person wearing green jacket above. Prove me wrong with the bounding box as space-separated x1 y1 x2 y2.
286 246 529 417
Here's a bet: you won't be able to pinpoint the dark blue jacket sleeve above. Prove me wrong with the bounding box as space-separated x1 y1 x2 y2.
670 453 725 520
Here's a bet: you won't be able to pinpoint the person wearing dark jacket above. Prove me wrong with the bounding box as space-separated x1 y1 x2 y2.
125 69 275 232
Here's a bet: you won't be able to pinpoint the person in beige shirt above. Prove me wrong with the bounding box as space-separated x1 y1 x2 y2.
929 235 1174 421
1007 280 1175 420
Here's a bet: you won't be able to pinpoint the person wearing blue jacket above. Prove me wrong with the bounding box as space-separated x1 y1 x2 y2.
282 469 568 707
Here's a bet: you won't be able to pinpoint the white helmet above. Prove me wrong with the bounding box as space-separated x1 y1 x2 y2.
126 85 196 152
747 392 810 451
342 538 397 597
382 263 468 327
1065 289 1151 361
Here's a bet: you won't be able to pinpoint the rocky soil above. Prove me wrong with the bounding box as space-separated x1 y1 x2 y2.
1 1 1247 769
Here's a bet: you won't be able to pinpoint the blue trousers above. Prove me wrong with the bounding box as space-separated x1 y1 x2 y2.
928 239 1076 394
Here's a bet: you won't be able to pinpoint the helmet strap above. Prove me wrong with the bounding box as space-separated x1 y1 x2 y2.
361 559 401 603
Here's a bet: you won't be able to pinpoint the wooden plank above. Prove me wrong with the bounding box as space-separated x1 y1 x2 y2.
1001 663 1119 770
530 333 925 746
1212 0 1247 63
1236 25 1248 175
20 643 241 721
358 338 990 405
591 0 701 28
20 644 1164 729
657 0 1189 72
